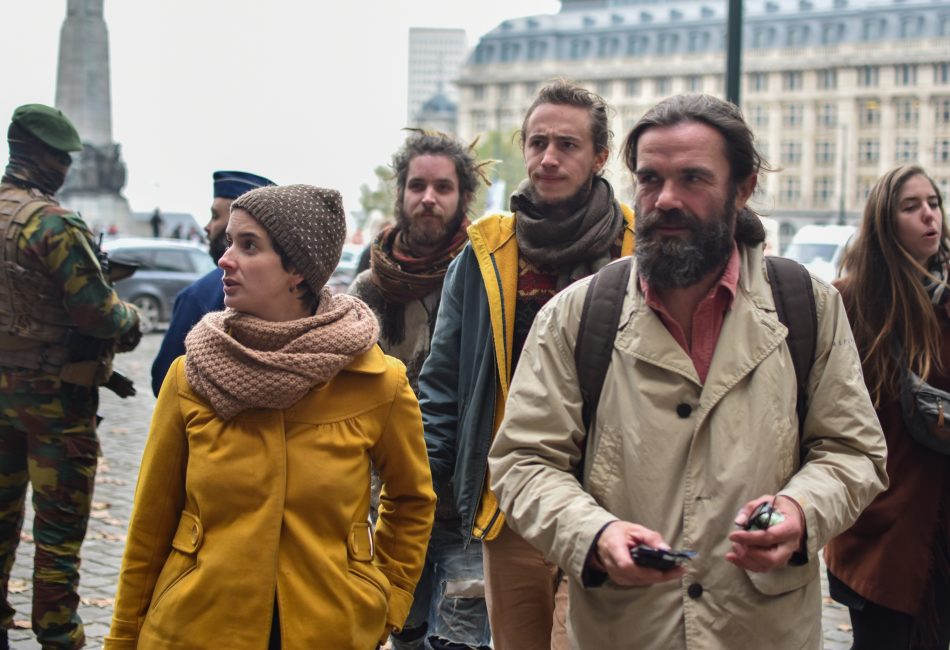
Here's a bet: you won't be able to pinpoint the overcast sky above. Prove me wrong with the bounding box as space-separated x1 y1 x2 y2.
2 0 559 221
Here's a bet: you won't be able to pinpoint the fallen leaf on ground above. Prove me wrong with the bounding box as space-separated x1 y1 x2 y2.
837 624 852 632
13 619 31 629
8 579 28 594
92 501 110 511
81 597 114 608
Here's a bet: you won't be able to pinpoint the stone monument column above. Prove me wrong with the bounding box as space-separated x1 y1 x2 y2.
55 0 135 235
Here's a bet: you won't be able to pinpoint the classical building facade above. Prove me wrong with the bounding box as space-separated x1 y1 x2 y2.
457 0 950 233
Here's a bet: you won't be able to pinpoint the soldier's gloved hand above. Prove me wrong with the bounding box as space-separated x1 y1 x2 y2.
116 317 142 352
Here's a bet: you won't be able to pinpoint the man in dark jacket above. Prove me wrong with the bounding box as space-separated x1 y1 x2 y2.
350 130 490 650
150 170 273 395
418 81 636 649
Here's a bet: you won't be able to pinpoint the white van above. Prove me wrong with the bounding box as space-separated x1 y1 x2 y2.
782 224 856 283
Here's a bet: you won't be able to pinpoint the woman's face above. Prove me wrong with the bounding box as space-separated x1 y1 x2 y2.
218 208 309 321
894 174 944 267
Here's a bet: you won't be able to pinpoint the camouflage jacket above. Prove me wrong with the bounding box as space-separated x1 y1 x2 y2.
0 182 138 371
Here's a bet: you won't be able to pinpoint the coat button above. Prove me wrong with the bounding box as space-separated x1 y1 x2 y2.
687 583 703 599
190 524 199 546
676 403 692 418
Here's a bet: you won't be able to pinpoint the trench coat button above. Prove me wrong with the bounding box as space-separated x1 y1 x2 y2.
687 583 703 599
676 403 692 418
190 524 199 546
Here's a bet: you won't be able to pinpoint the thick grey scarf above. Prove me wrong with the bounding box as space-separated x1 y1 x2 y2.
510 176 625 289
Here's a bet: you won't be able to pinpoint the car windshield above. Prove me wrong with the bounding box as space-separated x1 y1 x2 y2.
784 243 838 264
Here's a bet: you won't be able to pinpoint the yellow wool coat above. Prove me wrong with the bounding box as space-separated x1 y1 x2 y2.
105 347 435 649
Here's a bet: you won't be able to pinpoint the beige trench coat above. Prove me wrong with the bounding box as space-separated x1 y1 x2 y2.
489 243 887 649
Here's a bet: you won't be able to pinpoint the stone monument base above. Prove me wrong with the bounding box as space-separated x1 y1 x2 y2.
57 191 136 237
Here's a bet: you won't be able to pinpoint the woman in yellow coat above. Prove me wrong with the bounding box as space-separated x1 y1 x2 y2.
104 185 436 649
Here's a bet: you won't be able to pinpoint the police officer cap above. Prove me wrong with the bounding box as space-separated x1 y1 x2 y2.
11 104 83 153
213 170 276 200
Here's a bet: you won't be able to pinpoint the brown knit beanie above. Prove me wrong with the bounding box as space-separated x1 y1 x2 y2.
231 184 346 294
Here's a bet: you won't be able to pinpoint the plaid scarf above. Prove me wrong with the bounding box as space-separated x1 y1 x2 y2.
368 222 469 344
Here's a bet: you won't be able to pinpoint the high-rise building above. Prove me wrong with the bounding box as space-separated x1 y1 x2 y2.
457 0 950 238
408 27 468 128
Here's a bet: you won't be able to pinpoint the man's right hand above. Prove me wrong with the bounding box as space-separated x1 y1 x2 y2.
594 521 686 587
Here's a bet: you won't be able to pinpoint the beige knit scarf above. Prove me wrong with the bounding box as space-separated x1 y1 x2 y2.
184 289 380 420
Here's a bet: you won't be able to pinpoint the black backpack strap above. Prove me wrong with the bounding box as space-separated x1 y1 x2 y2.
766 256 818 434
575 259 631 476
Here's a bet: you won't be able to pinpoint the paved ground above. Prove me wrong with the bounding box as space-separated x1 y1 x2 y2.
6 333 855 649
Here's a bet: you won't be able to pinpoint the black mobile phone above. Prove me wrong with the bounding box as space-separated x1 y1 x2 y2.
630 545 696 571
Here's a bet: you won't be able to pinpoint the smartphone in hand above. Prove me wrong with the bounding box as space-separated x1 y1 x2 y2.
630 545 696 571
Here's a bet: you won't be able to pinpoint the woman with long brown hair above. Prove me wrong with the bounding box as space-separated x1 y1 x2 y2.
825 165 950 648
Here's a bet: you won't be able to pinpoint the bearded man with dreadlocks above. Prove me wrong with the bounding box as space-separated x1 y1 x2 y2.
0 104 140 650
349 129 490 650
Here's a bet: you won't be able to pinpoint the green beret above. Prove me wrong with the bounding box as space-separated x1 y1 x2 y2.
11 104 82 152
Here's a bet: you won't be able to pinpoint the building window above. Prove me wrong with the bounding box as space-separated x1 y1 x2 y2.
859 99 881 127
781 141 803 165
817 102 837 128
857 176 877 203
625 78 640 97
688 31 710 52
752 26 776 48
688 75 703 92
658 32 680 54
757 140 770 162
897 98 920 127
501 42 521 62
498 84 511 101
858 138 880 164
936 138 950 164
783 71 804 91
627 35 648 55
900 15 924 39
816 69 837 90
748 104 769 129
814 176 835 205
939 178 950 201
749 72 769 92
598 36 620 58
473 85 486 101
938 98 950 125
780 177 802 203
473 110 488 132
862 18 885 41
822 22 845 44
942 15 950 37
570 38 591 59
895 64 917 87
895 137 918 163
857 65 879 87
936 63 950 85
786 24 810 46
656 77 672 95
522 82 537 98
783 103 804 128
596 80 611 97
816 140 836 165
527 40 548 61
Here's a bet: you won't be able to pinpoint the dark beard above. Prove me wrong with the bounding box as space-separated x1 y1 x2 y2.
635 192 736 290
396 204 466 253
209 231 227 263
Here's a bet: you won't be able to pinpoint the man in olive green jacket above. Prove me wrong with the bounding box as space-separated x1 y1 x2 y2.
489 94 887 649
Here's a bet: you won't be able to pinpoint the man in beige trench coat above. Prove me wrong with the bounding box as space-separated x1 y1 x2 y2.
488 94 888 649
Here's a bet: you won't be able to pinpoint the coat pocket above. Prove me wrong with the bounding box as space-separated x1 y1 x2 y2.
150 511 202 610
745 557 818 596
346 522 390 643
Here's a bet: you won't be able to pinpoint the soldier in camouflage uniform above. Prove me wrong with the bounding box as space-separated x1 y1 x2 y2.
0 104 141 650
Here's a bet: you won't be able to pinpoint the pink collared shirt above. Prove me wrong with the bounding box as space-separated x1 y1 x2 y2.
639 244 740 384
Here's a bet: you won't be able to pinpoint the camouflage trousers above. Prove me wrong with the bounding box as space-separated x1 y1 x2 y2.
0 369 99 650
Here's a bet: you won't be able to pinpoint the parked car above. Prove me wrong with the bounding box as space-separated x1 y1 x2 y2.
326 243 367 294
102 238 216 333
782 224 856 283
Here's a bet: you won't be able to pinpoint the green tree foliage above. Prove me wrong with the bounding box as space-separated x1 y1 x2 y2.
357 165 394 230
473 130 525 217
